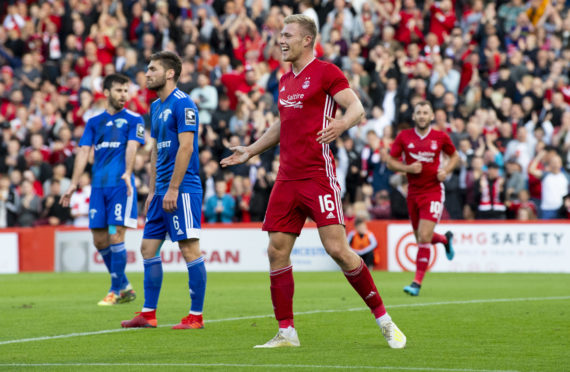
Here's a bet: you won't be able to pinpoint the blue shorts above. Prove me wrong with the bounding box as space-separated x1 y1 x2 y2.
89 185 138 229
143 193 202 241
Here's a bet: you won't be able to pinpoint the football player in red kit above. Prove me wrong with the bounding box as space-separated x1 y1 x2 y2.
386 101 460 296
222 14 406 349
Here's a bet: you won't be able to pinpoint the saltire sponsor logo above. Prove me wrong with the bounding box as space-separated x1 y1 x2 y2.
279 98 303 109
409 151 435 162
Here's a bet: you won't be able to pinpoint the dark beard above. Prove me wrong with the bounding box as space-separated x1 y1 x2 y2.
109 98 123 111
415 121 430 130
147 77 166 91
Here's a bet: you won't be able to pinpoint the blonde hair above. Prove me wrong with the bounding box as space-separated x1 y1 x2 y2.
284 14 317 47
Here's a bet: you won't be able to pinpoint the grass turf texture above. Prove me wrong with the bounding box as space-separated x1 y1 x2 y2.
0 272 568 372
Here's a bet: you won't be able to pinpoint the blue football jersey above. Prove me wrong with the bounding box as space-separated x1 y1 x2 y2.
79 109 145 188
150 88 202 195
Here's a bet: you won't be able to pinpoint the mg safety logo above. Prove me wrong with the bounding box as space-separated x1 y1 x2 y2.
394 231 438 272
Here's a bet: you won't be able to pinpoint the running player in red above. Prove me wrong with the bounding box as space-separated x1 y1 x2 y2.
221 14 406 349
385 101 460 296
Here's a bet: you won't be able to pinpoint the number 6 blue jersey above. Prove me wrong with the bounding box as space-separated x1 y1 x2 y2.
150 88 202 196
79 109 145 188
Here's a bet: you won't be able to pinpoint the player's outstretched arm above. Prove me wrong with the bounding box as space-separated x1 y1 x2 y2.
220 119 281 168
60 145 90 207
121 140 141 196
318 88 364 144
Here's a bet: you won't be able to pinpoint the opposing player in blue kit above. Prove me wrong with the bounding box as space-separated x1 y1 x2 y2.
121 51 206 329
61 73 145 306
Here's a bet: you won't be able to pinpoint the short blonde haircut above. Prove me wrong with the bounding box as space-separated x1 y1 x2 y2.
284 14 317 47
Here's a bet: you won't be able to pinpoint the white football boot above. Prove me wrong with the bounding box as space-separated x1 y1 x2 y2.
379 320 407 349
254 326 300 348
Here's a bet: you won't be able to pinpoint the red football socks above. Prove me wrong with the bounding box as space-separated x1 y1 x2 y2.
431 232 448 245
270 265 295 329
414 243 431 284
344 259 386 318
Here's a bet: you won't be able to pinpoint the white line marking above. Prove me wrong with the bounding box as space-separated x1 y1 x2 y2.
0 363 519 371
0 296 568 347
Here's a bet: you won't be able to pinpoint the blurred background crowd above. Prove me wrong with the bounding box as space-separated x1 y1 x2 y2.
1 0 570 229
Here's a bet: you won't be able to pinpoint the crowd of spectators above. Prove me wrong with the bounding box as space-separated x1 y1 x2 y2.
1 0 570 228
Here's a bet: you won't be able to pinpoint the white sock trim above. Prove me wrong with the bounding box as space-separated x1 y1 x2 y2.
189 311 202 315
142 307 156 312
376 313 392 326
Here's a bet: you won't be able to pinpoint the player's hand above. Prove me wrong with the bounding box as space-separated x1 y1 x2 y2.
318 116 347 144
144 193 154 215
408 161 422 174
163 187 178 213
220 146 251 167
121 173 133 196
60 184 77 207
437 168 448 181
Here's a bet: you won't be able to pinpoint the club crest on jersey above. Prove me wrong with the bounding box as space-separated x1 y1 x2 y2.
430 141 437 150
160 109 172 122
185 108 196 126
115 118 127 128
302 78 311 89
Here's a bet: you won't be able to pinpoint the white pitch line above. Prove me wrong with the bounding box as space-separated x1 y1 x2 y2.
0 363 520 372
0 295 568 347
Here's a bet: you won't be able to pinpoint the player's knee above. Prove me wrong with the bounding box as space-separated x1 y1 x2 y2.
109 228 126 245
92 236 108 250
267 245 287 263
417 232 432 244
140 242 158 260
325 243 348 262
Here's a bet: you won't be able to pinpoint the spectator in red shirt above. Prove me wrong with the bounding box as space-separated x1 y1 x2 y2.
428 0 456 44
24 133 51 162
395 0 424 46
221 65 264 110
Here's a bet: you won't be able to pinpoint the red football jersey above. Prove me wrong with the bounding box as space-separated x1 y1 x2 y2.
277 59 350 180
390 127 456 195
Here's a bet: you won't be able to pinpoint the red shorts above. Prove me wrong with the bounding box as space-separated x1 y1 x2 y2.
262 178 344 234
407 189 445 231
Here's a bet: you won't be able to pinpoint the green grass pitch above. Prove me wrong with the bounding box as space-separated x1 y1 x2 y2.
0 272 569 371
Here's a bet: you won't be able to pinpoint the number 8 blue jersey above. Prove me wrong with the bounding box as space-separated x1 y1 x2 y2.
79 109 145 188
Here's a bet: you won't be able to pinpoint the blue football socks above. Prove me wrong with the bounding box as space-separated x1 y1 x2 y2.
143 257 163 309
187 257 207 314
98 246 112 273
110 242 127 294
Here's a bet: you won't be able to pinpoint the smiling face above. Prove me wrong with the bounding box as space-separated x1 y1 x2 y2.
279 22 307 63
279 16 316 65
